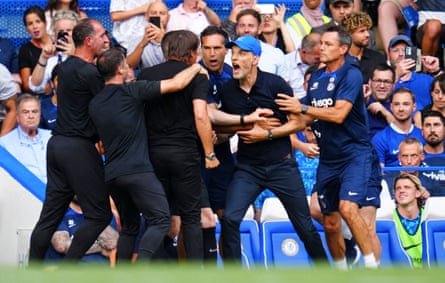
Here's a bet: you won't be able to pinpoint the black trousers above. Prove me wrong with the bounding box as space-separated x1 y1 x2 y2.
29 136 111 261
108 172 171 262
150 147 203 261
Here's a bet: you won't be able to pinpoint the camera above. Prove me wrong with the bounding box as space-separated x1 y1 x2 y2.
256 4 275 14
56 31 69 52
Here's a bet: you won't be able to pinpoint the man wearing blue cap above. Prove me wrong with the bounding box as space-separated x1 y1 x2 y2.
387 34 439 113
219 35 327 263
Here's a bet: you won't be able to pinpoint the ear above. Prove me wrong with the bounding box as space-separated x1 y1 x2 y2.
252 55 260 66
339 44 349 55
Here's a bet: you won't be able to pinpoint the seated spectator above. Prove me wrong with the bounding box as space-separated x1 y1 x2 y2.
230 9 289 81
29 10 78 94
392 173 425 268
40 65 59 130
19 6 54 94
258 4 295 54
414 73 445 127
365 64 395 139
0 37 22 88
45 196 119 263
110 0 154 55
383 137 437 199
372 87 424 167
387 34 436 113
378 0 418 56
414 1 445 57
127 1 169 69
221 0 256 41
44 0 87 38
286 0 330 48
167 0 221 36
0 94 51 182
343 12 386 83
0 64 19 136
286 33 321 99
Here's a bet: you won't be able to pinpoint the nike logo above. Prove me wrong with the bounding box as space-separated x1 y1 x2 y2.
366 197 376 201
208 248 218 253
348 191 358 196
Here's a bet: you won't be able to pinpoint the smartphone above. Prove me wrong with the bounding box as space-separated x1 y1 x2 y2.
149 16 161 28
404 46 417 71
256 4 275 14
56 31 69 52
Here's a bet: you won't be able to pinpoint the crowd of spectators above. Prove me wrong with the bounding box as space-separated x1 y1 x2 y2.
1 0 444 269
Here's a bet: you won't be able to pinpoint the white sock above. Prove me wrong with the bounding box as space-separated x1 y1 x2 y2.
363 253 378 269
340 219 353 240
333 258 348 270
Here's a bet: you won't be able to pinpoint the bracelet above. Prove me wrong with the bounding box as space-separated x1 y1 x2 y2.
267 129 273 140
37 61 47 67
301 104 308 114
240 114 245 126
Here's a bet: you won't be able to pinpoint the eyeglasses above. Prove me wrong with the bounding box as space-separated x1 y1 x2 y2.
371 79 393 85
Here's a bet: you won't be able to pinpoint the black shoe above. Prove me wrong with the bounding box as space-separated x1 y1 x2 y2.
344 238 361 267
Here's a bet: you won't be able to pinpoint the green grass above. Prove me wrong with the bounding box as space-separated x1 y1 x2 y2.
1 264 444 283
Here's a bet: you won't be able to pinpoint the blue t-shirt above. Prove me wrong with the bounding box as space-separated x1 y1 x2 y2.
303 57 372 164
40 95 58 130
394 72 433 113
423 153 445 196
371 124 424 167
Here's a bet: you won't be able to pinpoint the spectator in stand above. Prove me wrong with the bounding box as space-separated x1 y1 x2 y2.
420 111 445 196
29 10 78 95
372 87 424 168
232 9 289 81
0 64 18 136
343 12 386 83
0 37 22 88
44 0 87 38
110 0 155 55
383 137 434 199
126 1 169 69
387 34 438 113
0 94 51 183
377 0 418 56
166 0 221 36
221 0 256 41
392 173 425 268
414 73 445 128
415 1 445 58
286 0 330 49
258 4 295 54
285 33 321 99
19 6 54 94
365 64 395 139
40 65 59 130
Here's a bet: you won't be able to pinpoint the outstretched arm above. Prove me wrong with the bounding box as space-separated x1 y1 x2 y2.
160 64 207 94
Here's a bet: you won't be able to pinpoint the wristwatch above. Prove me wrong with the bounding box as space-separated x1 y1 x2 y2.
301 104 308 114
206 152 216 161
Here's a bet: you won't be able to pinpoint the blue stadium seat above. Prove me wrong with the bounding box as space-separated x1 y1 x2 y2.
215 219 261 268
375 220 413 267
260 220 331 269
423 219 445 268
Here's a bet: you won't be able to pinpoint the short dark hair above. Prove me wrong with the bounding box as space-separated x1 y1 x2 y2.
372 64 395 83
391 87 416 103
236 8 262 25
200 25 229 44
301 33 320 51
323 25 351 49
161 30 199 62
23 6 46 26
422 110 445 126
96 48 126 81
72 18 96 48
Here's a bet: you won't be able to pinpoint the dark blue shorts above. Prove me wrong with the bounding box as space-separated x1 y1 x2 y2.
316 149 381 214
